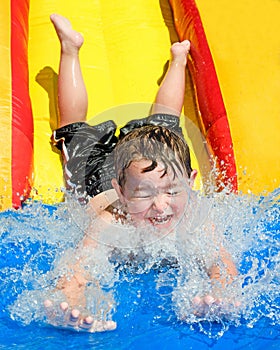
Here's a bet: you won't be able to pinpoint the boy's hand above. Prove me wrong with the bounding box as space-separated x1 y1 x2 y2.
191 295 241 318
44 299 116 332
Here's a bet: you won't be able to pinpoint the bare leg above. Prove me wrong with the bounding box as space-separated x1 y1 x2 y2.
50 14 88 127
152 40 191 116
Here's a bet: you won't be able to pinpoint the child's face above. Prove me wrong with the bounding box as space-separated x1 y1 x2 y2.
113 159 197 232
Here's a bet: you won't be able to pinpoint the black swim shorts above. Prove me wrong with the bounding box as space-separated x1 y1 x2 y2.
52 113 182 203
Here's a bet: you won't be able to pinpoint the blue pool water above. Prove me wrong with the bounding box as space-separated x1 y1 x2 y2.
0 190 279 349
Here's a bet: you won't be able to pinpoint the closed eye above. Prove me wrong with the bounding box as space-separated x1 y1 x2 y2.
134 195 153 199
131 191 154 200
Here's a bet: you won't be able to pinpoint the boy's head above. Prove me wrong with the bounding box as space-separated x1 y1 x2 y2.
111 125 197 231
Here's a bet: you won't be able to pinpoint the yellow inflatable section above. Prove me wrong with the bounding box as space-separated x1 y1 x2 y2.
195 0 280 194
0 1 12 209
1 0 279 208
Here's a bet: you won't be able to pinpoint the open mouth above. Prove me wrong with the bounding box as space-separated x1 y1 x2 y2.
148 214 173 226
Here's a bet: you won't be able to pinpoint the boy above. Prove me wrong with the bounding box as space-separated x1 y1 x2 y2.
44 14 237 332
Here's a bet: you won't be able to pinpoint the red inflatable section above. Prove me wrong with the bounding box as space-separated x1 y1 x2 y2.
11 0 34 208
169 0 238 192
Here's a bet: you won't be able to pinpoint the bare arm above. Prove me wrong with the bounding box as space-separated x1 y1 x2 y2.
55 199 114 307
55 235 98 307
44 196 116 332
191 229 239 316
208 246 238 288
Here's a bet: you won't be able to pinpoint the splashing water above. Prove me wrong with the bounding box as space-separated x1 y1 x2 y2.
172 189 280 338
0 188 279 341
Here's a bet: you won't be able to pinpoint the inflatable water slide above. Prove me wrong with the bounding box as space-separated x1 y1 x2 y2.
1 0 279 209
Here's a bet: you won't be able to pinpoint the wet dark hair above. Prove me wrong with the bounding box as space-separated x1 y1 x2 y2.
113 125 193 187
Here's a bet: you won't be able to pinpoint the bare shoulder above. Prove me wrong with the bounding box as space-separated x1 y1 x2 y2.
84 190 119 243
87 189 119 216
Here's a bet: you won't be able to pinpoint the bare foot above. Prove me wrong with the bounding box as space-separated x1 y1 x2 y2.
50 14 84 54
170 40 191 66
